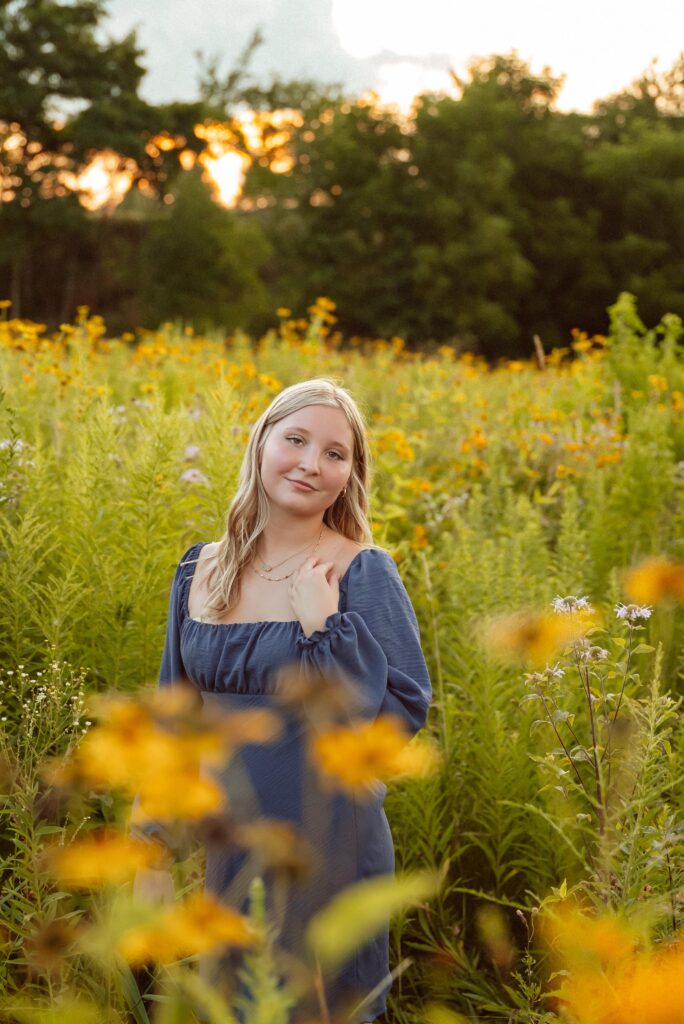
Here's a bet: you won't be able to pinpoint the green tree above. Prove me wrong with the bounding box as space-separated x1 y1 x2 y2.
139 166 272 331
0 0 150 315
591 54 684 142
585 121 684 324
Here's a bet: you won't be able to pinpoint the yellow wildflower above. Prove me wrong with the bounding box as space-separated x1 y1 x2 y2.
541 904 684 1024
310 715 438 794
118 891 254 964
131 769 226 822
411 524 428 550
623 555 684 605
483 607 598 667
44 830 161 887
541 903 641 971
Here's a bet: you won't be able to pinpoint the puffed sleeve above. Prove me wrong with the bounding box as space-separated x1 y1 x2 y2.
295 547 432 735
128 546 196 860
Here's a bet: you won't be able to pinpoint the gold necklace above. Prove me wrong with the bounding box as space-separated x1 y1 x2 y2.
253 524 325 582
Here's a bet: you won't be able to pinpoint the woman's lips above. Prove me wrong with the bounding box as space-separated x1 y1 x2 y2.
287 478 316 491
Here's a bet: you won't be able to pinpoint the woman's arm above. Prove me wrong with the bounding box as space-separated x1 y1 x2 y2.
295 548 432 735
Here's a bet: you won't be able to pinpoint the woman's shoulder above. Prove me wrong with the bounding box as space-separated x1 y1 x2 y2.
337 539 400 584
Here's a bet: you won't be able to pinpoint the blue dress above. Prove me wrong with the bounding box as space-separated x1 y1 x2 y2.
132 542 432 1020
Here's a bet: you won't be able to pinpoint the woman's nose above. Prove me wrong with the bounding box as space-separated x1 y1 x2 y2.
299 449 322 472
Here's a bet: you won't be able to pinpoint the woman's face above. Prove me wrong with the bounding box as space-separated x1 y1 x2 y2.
259 404 354 513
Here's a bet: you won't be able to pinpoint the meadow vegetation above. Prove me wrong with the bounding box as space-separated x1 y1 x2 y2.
0 292 682 1022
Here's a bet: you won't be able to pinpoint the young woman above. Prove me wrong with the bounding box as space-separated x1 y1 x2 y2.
131 377 432 1022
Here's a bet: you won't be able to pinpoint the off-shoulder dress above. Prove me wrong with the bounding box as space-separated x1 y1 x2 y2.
131 541 432 1021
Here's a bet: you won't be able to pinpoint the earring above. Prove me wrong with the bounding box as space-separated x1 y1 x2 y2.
341 487 347 496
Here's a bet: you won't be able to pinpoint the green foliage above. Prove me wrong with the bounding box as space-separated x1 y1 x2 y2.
139 167 273 332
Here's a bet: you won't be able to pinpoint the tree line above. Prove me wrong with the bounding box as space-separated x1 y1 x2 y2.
1 0 684 357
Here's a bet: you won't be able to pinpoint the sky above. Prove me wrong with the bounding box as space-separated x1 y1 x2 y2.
105 0 684 113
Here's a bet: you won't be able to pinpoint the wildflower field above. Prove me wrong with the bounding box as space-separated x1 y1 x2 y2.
0 292 682 1023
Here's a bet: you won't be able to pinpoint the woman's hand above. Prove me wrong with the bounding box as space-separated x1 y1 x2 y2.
288 556 340 637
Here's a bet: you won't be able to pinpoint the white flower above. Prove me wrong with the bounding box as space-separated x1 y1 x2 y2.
179 467 209 486
0 438 25 452
575 638 609 661
552 595 594 614
184 444 201 461
615 602 653 622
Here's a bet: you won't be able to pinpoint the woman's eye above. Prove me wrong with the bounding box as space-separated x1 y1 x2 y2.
286 436 341 459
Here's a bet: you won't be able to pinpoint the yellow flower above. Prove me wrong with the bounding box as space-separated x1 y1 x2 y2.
44 691 267 826
541 903 641 971
118 892 254 964
623 555 684 605
411 524 428 550
310 716 438 794
541 905 684 1024
44 830 161 887
276 306 291 317
484 607 599 667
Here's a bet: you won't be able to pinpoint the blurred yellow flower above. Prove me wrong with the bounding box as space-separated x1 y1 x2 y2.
541 903 642 971
131 769 226 822
44 830 161 887
44 691 280 827
541 905 684 1024
623 555 684 605
310 715 439 794
483 607 599 667
118 891 254 964
411 524 428 550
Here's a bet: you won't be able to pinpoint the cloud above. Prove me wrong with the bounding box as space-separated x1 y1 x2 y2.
104 0 684 113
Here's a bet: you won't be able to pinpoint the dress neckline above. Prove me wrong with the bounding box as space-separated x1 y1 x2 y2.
182 543 376 628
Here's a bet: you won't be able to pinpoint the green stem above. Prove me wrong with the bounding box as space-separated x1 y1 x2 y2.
538 690 588 796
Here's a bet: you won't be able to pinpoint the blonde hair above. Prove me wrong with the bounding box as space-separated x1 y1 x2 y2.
198 377 379 622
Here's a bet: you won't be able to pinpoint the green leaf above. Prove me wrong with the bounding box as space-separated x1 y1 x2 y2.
632 643 655 654
307 870 441 969
612 637 627 648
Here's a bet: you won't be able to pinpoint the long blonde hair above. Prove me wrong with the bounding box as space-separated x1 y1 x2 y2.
199 377 379 621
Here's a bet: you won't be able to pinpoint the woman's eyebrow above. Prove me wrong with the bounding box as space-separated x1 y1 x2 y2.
286 426 351 454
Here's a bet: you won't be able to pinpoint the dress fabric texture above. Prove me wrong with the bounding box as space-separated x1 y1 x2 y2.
131 541 432 1020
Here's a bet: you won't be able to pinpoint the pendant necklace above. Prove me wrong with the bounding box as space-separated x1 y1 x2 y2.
254 524 325 581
